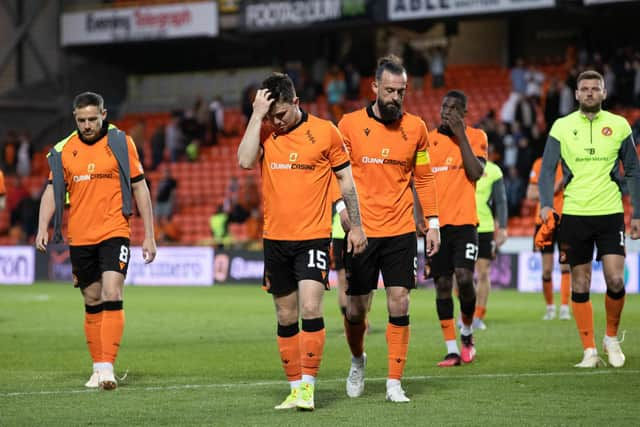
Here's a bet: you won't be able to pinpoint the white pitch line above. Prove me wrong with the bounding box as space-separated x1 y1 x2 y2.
2 369 637 398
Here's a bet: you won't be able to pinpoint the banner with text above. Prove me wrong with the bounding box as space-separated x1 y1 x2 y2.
388 0 555 21
0 246 35 285
126 246 214 286
61 2 218 46
214 250 518 289
517 251 639 293
241 0 373 32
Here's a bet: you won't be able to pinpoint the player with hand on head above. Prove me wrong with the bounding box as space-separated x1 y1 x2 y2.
427 90 488 367
238 73 367 410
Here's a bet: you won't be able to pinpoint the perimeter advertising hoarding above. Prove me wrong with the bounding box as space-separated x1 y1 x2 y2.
517 251 639 293
38 246 214 286
241 0 373 32
388 0 555 21
214 250 517 288
61 2 218 46
0 246 35 285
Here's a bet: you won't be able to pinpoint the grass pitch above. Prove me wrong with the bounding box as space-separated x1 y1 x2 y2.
1 283 638 426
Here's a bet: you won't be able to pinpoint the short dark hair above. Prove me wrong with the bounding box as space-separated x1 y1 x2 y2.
73 92 104 110
375 54 405 81
444 90 467 109
260 73 296 104
577 70 604 85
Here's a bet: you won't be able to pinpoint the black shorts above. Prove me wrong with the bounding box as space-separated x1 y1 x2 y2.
558 213 625 266
263 238 331 296
477 232 496 260
533 223 558 254
330 238 346 271
69 237 131 289
345 232 417 296
428 225 478 279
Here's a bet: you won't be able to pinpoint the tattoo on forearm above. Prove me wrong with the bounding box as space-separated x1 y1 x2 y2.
343 186 362 227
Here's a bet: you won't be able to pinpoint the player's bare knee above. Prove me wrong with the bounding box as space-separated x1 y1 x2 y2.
605 275 625 293
299 301 322 319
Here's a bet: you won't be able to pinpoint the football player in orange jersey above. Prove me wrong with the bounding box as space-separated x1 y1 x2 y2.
527 157 571 321
238 73 367 411
338 55 440 402
36 92 156 390
426 91 488 367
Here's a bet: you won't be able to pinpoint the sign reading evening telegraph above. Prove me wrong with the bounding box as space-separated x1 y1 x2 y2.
61 2 218 46
388 0 555 21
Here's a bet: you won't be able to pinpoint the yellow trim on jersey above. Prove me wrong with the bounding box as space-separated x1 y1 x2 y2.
415 150 430 166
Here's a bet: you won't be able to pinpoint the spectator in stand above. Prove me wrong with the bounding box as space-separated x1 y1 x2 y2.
129 120 146 169
603 63 617 108
403 43 427 92
150 124 165 171
524 65 545 106
7 177 28 229
559 79 575 117
501 123 518 172
515 96 537 138
209 96 225 146
504 166 525 217
16 188 40 243
155 166 177 225
510 58 527 95
426 46 447 88
516 135 533 182
544 78 561 129
344 63 361 101
15 132 33 178
1 130 17 175
210 204 230 249
241 175 260 213
325 64 347 123
166 110 185 163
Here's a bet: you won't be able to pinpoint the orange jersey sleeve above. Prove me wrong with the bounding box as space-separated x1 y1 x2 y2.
413 121 438 219
339 106 431 237
60 132 141 245
427 126 488 226
261 111 349 240
529 157 564 215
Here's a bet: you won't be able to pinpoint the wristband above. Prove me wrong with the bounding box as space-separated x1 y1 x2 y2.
336 200 346 214
428 217 440 229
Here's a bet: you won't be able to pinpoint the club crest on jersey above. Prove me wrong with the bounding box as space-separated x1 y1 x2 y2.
381 148 390 158
87 163 96 173
399 126 408 141
364 128 370 136
601 127 613 136
305 129 316 144
289 152 298 162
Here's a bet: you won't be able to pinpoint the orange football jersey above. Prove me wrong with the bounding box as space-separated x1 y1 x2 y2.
50 131 144 245
529 157 564 215
338 106 437 238
260 111 350 240
427 126 488 226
